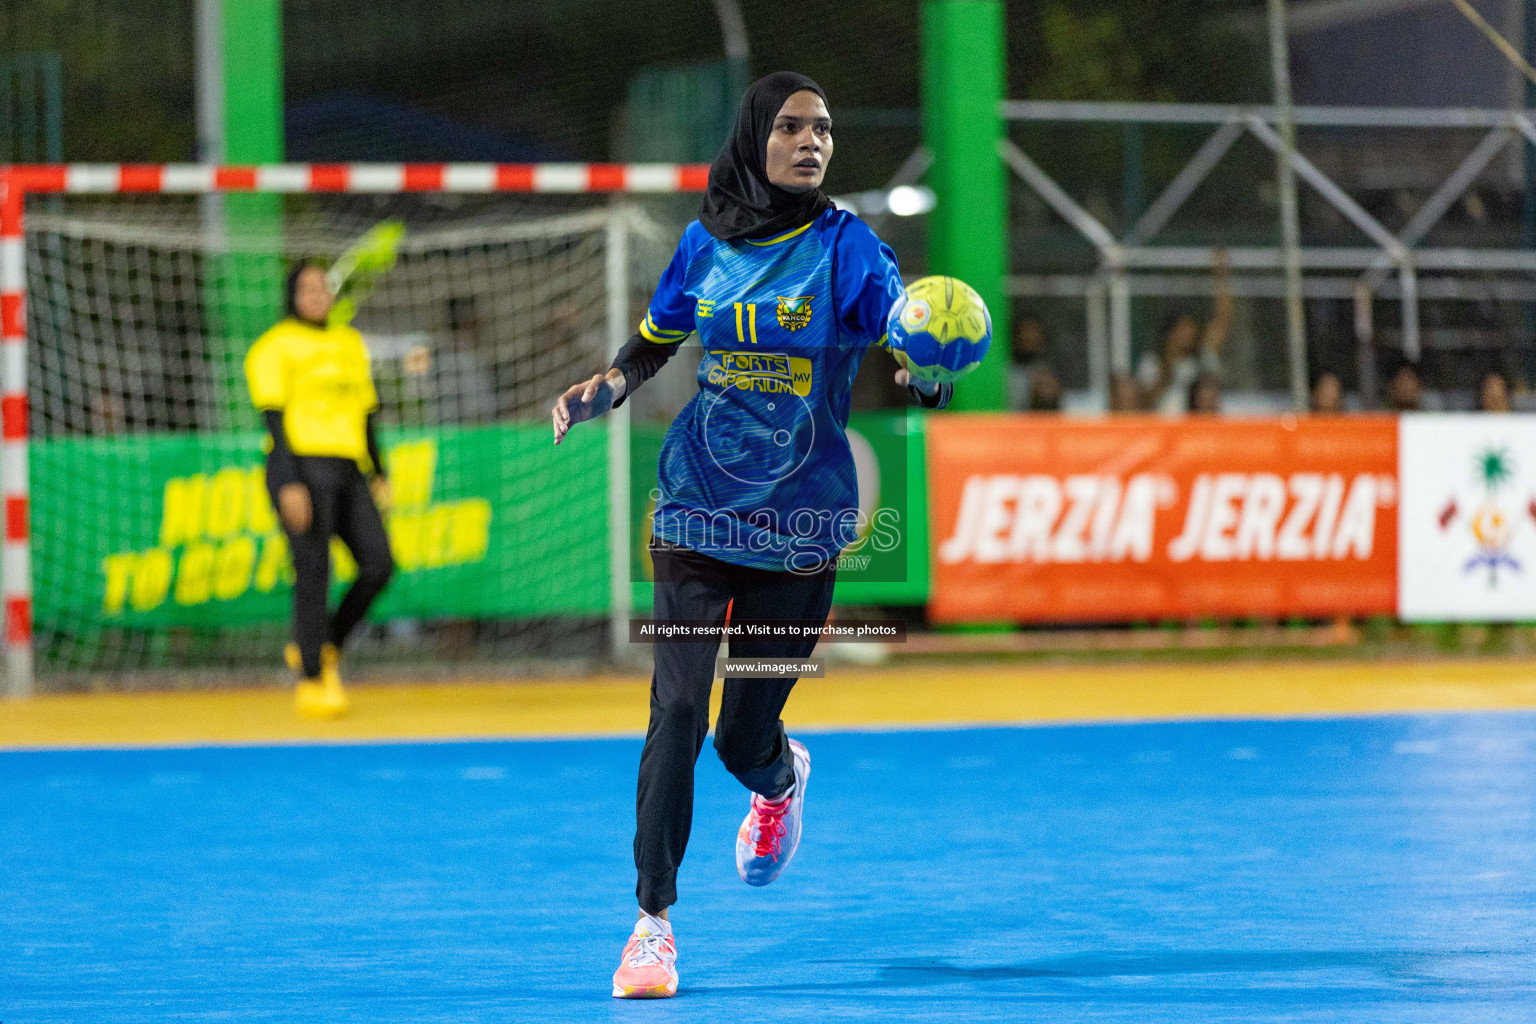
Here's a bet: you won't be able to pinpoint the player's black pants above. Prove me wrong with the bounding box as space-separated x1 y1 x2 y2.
269 455 394 679
635 542 837 913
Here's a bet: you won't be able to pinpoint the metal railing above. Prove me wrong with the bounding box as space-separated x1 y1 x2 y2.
1001 100 1536 407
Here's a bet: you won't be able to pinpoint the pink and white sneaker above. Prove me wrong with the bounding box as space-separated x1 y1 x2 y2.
611 915 678 999
736 738 811 886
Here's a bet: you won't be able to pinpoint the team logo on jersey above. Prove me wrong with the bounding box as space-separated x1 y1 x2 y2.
775 295 814 332
708 351 813 396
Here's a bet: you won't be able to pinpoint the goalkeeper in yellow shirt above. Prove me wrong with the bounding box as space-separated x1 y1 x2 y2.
244 260 394 718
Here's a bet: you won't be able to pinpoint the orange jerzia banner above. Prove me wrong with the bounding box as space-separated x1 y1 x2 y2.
925 415 1398 624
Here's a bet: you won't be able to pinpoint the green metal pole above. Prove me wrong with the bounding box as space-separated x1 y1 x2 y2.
922 0 1009 412
224 0 283 167
212 0 285 431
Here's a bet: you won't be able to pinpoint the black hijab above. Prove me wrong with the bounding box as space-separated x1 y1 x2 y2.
699 71 833 242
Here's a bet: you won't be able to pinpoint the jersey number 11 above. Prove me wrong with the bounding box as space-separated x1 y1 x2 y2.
734 302 759 345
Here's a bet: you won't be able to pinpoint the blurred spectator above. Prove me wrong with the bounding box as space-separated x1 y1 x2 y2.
1479 371 1512 412
441 295 497 423
1007 317 1054 411
388 295 497 425
1385 358 1422 412
1109 370 1141 413
1137 250 1232 414
1187 372 1222 415
1310 370 1345 414
1026 366 1063 412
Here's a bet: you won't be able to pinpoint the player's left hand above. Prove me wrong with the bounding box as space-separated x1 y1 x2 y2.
371 476 392 516
552 371 623 446
894 368 939 395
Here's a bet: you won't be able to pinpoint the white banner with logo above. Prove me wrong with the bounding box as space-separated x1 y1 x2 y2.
1399 414 1536 621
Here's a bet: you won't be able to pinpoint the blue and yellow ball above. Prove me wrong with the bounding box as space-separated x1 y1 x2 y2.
885 276 992 384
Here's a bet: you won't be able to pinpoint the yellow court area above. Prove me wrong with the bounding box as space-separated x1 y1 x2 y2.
4 659 1536 750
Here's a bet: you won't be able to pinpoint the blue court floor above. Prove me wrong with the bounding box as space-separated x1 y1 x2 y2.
4 714 1536 1022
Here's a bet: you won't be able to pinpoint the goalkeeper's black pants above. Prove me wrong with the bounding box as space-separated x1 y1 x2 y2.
269 455 394 680
634 541 836 914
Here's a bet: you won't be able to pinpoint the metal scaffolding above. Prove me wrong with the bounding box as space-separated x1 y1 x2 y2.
1000 100 1536 406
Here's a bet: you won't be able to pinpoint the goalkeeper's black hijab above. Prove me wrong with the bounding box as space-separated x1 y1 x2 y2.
699 71 833 242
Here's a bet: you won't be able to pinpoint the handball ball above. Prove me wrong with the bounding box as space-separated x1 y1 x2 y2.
885 276 992 384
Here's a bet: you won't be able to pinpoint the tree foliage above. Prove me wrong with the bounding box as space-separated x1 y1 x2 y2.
2 0 1264 165
1 0 194 162
1019 0 1264 104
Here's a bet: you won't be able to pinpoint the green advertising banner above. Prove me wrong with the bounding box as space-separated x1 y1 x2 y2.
834 411 929 607
34 425 611 631
34 412 931 639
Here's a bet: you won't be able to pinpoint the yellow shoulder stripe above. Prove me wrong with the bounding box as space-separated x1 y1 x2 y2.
745 222 814 247
639 316 689 344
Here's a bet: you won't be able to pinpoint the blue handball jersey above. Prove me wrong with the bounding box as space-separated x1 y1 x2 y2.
641 207 903 572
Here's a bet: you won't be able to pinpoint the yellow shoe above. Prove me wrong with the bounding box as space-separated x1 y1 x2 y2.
294 679 330 717
295 677 349 718
294 642 350 719
296 645 349 718
320 642 341 679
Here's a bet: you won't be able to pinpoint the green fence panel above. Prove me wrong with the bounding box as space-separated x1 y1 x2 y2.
34 424 611 632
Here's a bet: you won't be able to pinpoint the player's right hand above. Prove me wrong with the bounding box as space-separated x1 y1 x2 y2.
278 482 313 534
552 372 623 446
894 368 939 395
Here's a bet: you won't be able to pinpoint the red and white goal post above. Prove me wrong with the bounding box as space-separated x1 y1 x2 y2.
0 162 709 698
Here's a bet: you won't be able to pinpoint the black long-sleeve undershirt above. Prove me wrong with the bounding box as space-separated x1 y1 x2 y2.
365 412 386 478
263 410 301 490
263 410 387 488
608 333 679 408
909 380 954 409
608 331 954 410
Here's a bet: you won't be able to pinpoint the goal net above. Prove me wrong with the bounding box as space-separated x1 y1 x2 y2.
13 184 678 688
